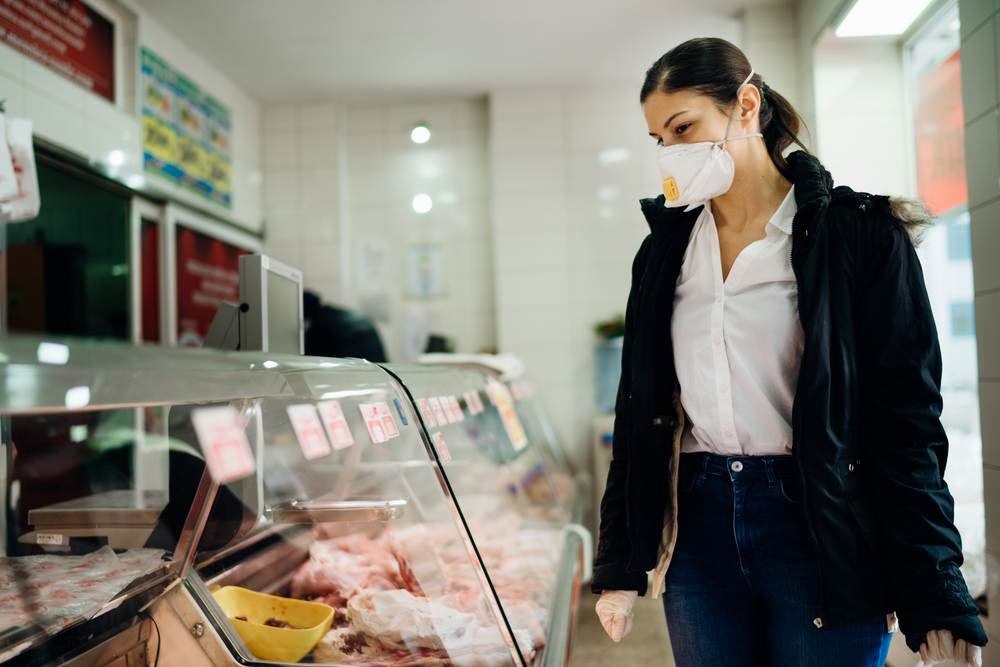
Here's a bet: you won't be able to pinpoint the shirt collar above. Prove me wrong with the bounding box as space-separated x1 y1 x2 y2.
768 185 797 236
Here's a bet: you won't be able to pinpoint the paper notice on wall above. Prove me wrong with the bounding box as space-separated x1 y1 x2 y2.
448 396 464 421
432 432 451 464
317 400 355 450
0 118 40 223
417 398 437 428
286 404 332 460
0 116 17 202
428 397 448 426
190 406 256 484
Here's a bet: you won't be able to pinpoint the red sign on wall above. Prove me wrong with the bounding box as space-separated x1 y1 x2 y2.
0 0 115 102
176 225 248 347
915 50 968 216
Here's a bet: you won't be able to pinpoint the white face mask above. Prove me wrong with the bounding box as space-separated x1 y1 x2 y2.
655 69 763 210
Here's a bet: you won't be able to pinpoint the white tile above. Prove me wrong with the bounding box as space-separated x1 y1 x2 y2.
347 172 386 207
977 291 1000 378
494 230 569 271
494 193 569 232
263 132 298 170
493 155 566 195
496 269 571 308
0 42 24 80
262 242 302 270
964 111 1000 209
388 102 455 137
25 89 85 154
302 168 338 208
263 170 300 213
346 134 388 171
983 382 1000 469
303 242 340 280
491 116 564 157
300 102 338 130
971 199 1000 293
23 59 85 112
986 550 1000 638
961 0 994 39
300 207 338 242
347 105 388 136
301 129 338 168
86 122 137 169
0 73 25 116
565 113 644 151
986 467 1000 555
982 635 1000 666
500 306 575 348
490 88 562 120
563 83 642 115
743 3 795 38
263 105 298 133
961 23 998 123
455 99 489 133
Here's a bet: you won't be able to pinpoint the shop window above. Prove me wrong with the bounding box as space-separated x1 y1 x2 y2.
951 302 975 336
6 159 130 339
947 221 972 260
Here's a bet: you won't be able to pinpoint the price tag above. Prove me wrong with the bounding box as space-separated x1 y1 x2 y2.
428 397 447 426
359 403 388 443
36 533 63 546
317 400 355 451
376 402 400 439
439 396 457 423
191 406 256 484
468 390 485 414
449 395 465 421
510 383 522 401
417 398 437 428
488 379 528 452
286 404 332 460
432 432 451 464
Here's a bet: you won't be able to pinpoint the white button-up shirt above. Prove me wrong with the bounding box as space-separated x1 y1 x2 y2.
672 186 804 457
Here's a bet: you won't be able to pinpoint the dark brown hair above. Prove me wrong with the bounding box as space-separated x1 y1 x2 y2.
640 37 808 178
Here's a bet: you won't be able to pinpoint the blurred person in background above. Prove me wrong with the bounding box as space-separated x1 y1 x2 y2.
592 37 985 667
303 291 387 363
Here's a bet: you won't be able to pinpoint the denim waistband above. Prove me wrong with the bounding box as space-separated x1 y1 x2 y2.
679 451 798 480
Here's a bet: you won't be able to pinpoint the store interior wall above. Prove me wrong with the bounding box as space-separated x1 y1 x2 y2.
0 0 264 232
958 0 1000 659
261 98 496 363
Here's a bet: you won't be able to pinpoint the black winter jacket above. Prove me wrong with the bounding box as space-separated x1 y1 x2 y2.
592 151 987 652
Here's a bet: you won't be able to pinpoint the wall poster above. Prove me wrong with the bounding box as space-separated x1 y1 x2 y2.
405 243 446 300
142 48 232 209
915 50 967 217
175 224 247 347
0 0 114 101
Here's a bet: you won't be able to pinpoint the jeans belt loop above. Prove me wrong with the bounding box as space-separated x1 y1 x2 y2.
764 458 778 487
697 453 710 483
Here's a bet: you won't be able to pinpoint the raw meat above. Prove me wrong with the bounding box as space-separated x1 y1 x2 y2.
381 525 448 597
290 534 403 605
347 589 478 650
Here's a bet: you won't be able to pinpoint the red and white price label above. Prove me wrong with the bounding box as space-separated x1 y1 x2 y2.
428 397 448 426
416 398 437 428
376 402 399 439
449 395 465 421
509 383 522 401
286 404 332 460
439 396 457 423
432 432 451 464
317 400 355 450
359 403 388 443
191 406 256 484
466 390 485 414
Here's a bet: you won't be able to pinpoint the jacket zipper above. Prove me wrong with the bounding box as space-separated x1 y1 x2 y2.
790 205 828 630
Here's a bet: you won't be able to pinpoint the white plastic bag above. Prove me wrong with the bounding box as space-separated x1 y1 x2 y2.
0 118 40 222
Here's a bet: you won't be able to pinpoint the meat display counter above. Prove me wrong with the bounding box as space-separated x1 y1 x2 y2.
0 336 587 667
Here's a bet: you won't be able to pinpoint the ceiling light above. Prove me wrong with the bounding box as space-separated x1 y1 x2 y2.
126 174 145 189
413 194 433 213
263 360 278 369
411 125 431 144
109 150 124 166
835 0 935 37
37 342 69 365
65 385 91 410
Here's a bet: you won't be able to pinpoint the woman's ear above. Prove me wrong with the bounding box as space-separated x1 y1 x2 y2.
738 85 762 129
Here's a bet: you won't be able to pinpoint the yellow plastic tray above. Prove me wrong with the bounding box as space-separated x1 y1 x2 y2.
212 586 334 662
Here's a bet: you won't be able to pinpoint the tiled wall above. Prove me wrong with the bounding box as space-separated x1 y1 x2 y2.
261 98 495 362
959 0 1000 659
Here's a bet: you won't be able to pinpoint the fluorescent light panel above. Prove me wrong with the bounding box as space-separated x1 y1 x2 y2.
836 0 935 37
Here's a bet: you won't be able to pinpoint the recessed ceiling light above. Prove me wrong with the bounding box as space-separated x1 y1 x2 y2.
411 125 431 144
835 0 935 37
109 150 124 166
413 194 433 213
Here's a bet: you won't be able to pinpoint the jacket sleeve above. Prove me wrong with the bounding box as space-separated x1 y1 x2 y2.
853 220 987 652
591 235 653 596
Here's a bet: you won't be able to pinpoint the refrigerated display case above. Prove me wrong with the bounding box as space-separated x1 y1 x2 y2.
0 336 585 667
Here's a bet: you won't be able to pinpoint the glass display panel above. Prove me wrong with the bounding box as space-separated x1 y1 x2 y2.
266 271 301 355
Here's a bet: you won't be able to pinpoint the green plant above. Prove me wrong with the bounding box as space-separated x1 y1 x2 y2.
594 314 626 340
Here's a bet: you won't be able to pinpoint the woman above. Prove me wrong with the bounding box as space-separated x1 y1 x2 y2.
592 38 987 667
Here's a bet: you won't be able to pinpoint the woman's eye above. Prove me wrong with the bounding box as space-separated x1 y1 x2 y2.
676 123 691 135
655 138 663 147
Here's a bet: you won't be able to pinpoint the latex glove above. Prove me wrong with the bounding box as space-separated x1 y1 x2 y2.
595 590 638 642
917 629 982 667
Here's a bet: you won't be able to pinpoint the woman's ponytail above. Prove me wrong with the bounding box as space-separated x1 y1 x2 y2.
640 38 809 179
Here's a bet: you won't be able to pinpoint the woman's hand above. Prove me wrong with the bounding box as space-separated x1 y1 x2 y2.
595 590 638 642
918 629 982 667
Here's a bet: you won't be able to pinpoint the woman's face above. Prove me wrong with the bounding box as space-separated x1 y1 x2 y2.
642 87 760 150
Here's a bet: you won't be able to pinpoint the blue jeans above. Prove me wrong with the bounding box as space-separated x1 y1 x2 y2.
662 452 892 667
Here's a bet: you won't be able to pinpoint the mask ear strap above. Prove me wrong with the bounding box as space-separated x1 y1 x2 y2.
722 68 755 150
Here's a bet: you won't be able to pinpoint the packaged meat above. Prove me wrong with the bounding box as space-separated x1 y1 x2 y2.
346 588 478 651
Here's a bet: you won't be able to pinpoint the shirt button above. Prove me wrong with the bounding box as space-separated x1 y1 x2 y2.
716 296 723 303
719 384 728 393
713 338 721 346
724 430 734 438
731 461 743 472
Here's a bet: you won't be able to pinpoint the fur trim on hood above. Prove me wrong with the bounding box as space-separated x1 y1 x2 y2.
887 196 936 248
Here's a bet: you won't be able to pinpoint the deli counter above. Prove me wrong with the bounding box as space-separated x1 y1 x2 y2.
0 336 589 667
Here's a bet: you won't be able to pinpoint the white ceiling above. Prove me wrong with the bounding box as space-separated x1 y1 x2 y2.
133 0 767 103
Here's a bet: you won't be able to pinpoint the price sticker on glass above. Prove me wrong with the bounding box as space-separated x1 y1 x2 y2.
191 406 256 484
286 404 332 460
317 400 355 450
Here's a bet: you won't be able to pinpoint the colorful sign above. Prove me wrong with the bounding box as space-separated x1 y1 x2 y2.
175 225 247 347
0 0 114 101
142 48 232 208
915 50 967 216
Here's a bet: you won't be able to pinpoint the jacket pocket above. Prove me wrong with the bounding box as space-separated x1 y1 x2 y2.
779 476 803 504
847 493 877 553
